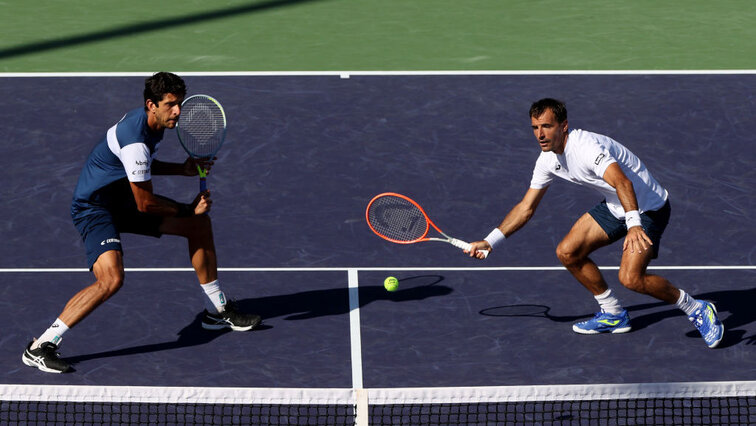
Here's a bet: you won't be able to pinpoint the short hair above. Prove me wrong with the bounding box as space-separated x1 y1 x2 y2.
529 98 567 123
144 72 186 110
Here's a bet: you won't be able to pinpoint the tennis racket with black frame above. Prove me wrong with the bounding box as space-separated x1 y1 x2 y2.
366 192 488 258
176 94 227 191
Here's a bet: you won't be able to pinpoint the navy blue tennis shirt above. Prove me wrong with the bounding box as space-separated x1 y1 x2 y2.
71 108 164 218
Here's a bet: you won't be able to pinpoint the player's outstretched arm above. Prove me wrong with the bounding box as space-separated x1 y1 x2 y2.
466 187 548 258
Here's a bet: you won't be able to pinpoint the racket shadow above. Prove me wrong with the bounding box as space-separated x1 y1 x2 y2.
479 288 752 347
479 304 586 323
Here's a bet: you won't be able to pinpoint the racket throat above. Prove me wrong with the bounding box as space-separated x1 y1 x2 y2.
197 165 208 192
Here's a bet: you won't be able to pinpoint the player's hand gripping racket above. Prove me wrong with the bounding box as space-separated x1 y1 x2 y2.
366 192 488 258
176 94 227 191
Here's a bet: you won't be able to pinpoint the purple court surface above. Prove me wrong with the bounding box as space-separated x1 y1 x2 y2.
0 74 753 390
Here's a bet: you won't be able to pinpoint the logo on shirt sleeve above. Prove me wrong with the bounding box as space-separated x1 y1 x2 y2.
594 153 606 165
100 238 121 246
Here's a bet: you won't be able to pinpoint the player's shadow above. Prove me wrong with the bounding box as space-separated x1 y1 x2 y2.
628 287 756 348
243 274 448 321
479 287 754 348
66 275 449 364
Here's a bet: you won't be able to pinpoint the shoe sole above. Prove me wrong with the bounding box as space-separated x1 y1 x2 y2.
572 325 632 335
22 352 66 374
707 335 724 348
202 317 261 332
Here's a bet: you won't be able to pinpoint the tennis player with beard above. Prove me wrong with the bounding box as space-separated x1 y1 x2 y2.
23 72 260 374
468 98 724 349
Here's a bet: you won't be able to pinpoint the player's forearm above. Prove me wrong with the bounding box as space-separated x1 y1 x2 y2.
614 179 639 213
151 159 186 176
497 202 535 237
130 180 193 216
136 195 190 216
602 163 639 214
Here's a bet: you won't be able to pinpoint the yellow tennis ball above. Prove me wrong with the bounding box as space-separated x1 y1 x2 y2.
384 276 399 292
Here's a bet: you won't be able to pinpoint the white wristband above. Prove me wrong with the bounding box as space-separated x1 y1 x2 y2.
625 210 642 229
484 228 506 249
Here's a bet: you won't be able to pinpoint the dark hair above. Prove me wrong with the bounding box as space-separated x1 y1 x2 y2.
144 72 186 110
529 98 567 123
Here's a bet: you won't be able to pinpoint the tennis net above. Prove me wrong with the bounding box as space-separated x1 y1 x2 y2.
1 381 754 425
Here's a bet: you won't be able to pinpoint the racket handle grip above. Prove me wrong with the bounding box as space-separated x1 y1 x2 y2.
200 177 207 192
450 239 489 259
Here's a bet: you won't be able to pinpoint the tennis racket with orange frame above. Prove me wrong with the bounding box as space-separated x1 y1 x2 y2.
366 192 488 258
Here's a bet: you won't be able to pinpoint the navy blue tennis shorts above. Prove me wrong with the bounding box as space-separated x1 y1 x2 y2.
72 180 169 269
588 199 671 259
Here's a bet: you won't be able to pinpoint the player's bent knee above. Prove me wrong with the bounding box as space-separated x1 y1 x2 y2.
162 214 213 239
195 213 212 228
96 272 124 298
187 214 213 238
555 244 578 267
618 270 644 293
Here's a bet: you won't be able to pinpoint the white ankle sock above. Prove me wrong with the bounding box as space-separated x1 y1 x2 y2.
32 318 69 349
594 289 624 315
675 289 701 316
201 280 227 313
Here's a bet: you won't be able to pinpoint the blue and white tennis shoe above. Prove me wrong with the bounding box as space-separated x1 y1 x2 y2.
572 310 632 334
688 301 724 348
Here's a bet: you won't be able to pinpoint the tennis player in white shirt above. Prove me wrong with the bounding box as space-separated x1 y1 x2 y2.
468 98 724 348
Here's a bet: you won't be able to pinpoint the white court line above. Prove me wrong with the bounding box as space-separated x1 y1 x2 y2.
2 70 756 78
347 269 363 389
347 269 369 426
0 265 753 273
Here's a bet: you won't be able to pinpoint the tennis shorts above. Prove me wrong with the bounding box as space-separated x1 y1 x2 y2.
72 179 171 269
588 199 671 259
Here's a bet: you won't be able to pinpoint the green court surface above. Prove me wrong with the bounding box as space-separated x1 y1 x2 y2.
1 0 755 72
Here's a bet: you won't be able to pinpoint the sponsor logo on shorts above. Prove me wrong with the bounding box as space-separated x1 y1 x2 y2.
555 164 561 171
100 238 121 246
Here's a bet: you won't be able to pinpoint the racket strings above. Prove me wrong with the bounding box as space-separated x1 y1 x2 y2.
367 196 428 242
177 98 225 158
